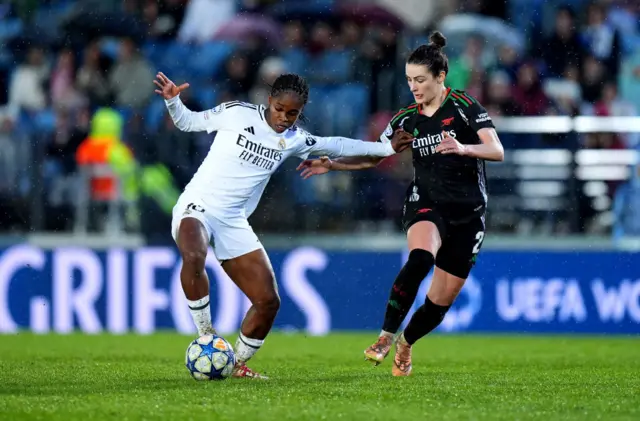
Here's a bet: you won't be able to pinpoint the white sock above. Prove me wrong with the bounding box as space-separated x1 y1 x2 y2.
234 333 264 365
380 330 395 339
187 296 213 337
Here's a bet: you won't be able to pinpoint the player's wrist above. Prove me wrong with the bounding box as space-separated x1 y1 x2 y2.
165 94 180 105
327 159 334 171
384 141 396 156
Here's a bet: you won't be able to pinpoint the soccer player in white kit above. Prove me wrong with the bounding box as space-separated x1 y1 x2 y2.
154 72 413 379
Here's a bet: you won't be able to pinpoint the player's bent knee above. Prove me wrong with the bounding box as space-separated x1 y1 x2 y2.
264 294 281 313
406 248 435 274
430 293 455 307
256 294 281 316
181 249 207 272
430 284 463 306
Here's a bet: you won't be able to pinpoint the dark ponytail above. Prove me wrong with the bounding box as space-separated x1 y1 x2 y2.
407 31 449 77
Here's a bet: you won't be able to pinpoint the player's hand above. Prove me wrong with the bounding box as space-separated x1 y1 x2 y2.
296 156 332 179
154 72 190 100
436 131 467 156
390 129 414 152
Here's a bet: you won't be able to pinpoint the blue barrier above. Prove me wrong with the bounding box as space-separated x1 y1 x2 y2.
1 245 638 335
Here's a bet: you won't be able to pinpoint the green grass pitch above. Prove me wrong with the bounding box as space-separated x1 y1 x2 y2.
0 333 638 420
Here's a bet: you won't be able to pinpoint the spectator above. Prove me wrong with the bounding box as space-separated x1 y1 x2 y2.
250 56 286 106
370 24 399 111
448 35 490 90
607 0 640 54
619 48 640 113
581 1 621 73
50 48 85 111
76 41 113 108
220 52 253 99
583 131 626 150
8 46 49 115
490 44 520 83
43 107 90 231
512 62 549 115
308 22 352 85
543 64 583 117
141 0 164 39
280 20 308 76
0 112 18 195
540 6 584 77
580 55 607 103
178 0 236 43
592 81 638 148
484 71 521 116
593 80 636 117
0 108 30 232
465 69 486 103
563 63 581 83
45 107 89 177
108 38 154 109
142 0 186 40
340 20 362 50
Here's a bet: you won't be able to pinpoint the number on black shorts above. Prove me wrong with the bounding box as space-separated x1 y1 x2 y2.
472 231 484 254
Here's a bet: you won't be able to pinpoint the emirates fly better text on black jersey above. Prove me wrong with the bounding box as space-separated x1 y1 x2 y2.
379 89 495 223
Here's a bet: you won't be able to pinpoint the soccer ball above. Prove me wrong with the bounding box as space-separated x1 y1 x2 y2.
185 334 236 381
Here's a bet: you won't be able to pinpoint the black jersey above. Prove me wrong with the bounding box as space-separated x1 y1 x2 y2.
380 88 495 223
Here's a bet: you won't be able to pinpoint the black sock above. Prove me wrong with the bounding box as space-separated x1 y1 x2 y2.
403 296 450 345
381 249 435 334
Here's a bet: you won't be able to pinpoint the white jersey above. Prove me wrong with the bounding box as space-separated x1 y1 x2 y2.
165 95 396 219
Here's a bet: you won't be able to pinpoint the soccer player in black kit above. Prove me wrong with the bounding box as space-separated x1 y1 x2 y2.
297 31 504 376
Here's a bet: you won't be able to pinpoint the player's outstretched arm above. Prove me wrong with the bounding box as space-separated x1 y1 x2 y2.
296 156 383 179
154 72 219 133
303 130 413 159
295 129 412 178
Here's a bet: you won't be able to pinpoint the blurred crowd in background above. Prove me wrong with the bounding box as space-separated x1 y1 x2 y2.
0 0 639 241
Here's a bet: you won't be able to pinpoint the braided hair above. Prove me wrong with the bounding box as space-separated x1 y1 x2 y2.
270 73 309 105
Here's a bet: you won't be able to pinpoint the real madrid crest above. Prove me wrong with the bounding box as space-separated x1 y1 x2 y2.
278 138 286 150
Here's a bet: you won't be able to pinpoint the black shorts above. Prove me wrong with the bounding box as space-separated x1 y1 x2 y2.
402 194 486 279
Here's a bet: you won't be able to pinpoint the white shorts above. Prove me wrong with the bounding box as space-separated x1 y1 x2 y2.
171 194 263 261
